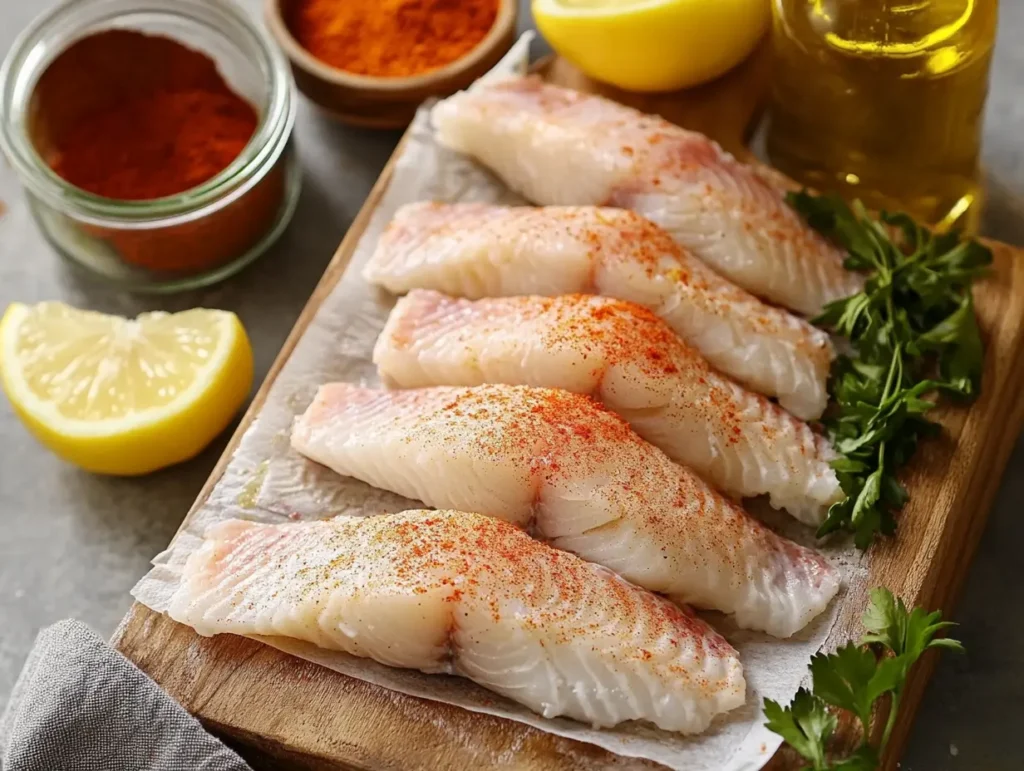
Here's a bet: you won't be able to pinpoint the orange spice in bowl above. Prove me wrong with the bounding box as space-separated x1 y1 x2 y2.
266 0 517 128
287 0 500 78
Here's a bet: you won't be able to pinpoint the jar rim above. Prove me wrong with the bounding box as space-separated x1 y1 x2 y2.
0 0 296 226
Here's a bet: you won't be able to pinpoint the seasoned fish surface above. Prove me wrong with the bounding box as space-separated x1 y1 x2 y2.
364 203 833 419
375 291 841 523
292 383 841 637
168 510 746 733
432 77 863 315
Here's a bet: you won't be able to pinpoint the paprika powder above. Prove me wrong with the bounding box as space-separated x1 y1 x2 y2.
47 34 258 200
287 0 500 78
19 24 297 282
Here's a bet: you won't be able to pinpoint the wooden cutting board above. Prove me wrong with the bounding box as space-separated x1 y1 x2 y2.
112 50 1024 771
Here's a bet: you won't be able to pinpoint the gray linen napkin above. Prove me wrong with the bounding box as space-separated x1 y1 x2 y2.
1 619 252 771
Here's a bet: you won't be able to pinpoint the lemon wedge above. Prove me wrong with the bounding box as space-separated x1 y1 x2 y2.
0 303 253 476
533 0 770 92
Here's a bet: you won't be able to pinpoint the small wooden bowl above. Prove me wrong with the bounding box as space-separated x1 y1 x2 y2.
265 0 517 129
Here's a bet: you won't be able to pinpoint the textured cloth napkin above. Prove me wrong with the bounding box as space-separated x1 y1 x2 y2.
0 619 252 771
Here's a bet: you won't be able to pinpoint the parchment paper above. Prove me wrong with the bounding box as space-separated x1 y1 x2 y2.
133 35 867 771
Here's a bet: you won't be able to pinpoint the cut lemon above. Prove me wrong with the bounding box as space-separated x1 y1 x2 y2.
533 0 770 92
0 303 254 476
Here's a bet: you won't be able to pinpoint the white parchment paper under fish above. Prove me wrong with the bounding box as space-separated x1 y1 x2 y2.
132 34 867 771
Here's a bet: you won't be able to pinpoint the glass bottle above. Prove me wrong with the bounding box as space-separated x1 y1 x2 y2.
766 0 998 233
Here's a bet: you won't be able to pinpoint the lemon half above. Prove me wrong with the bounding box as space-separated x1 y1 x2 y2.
0 303 253 476
533 0 770 92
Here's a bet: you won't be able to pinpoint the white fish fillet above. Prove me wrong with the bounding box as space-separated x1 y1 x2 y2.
291 384 841 637
167 510 745 733
375 291 841 524
432 77 864 316
363 203 832 419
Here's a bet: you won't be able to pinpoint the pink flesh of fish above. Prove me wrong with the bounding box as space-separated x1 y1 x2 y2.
291 383 841 637
364 202 833 419
432 76 864 316
167 510 746 733
374 290 842 524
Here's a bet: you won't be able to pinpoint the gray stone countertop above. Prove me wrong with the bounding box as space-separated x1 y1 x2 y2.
0 1 1021 769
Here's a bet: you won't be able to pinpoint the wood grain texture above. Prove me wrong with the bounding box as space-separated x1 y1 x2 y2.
113 53 1024 771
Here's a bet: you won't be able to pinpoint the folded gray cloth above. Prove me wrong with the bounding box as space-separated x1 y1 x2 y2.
1 619 252 771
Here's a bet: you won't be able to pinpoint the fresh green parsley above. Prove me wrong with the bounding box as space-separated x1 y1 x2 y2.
789 192 992 548
764 587 963 770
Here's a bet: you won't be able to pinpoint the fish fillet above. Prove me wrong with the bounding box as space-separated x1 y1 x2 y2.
432 77 863 316
375 291 841 523
167 510 745 733
364 202 833 419
291 384 841 637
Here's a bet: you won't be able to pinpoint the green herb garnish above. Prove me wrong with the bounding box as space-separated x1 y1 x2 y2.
789 192 992 549
764 587 963 770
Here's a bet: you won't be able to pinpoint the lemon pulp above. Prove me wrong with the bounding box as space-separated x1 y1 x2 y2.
0 303 254 475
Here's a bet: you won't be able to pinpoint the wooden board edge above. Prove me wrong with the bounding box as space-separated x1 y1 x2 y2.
802 244 1024 768
883 288 1024 767
113 604 667 771
884 399 1024 769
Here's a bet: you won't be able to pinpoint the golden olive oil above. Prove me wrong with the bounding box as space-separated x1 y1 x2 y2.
766 1 998 233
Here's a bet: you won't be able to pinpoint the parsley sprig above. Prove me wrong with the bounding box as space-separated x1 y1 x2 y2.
764 587 964 770
790 192 992 548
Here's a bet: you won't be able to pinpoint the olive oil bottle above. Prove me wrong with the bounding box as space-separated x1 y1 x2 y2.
766 1 998 233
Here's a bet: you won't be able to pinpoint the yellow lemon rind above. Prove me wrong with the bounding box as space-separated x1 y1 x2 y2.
0 304 254 476
533 0 769 93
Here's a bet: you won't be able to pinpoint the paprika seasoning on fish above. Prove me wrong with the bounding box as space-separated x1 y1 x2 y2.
287 0 500 78
33 29 286 274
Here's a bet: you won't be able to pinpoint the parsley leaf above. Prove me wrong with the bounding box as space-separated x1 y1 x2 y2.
764 689 834 769
809 641 907 740
860 586 904 652
765 588 963 770
789 192 991 549
918 293 985 397
810 643 878 728
862 587 965 659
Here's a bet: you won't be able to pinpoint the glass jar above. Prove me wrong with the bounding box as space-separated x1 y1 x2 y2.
0 0 300 293
766 0 998 234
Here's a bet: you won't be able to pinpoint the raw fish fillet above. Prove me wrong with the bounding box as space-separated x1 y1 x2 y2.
167 510 745 733
363 203 832 419
375 291 841 523
291 384 841 637
432 77 863 315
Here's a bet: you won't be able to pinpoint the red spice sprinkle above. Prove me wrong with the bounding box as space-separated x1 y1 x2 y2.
382 287 831 505
476 77 840 267
311 380 838 608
